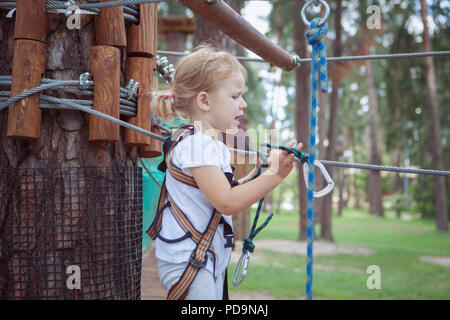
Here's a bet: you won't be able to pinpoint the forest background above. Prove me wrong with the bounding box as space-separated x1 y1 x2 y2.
154 0 449 242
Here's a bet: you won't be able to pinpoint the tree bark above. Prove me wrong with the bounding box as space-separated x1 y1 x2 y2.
0 12 140 299
364 60 384 217
420 0 448 231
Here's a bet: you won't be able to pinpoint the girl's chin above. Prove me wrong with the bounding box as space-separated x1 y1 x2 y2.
223 125 239 135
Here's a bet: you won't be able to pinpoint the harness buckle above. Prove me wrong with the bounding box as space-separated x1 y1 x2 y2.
224 234 234 248
189 250 208 269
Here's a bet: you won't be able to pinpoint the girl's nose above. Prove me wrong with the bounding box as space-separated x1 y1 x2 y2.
241 98 248 109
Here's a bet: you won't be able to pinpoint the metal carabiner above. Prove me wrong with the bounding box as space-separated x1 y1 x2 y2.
233 251 251 287
303 160 334 198
301 0 331 27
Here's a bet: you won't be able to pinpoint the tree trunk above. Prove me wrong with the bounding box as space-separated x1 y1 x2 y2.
165 3 188 65
294 0 310 241
364 60 384 217
315 90 328 225
420 0 448 231
319 0 343 241
337 166 346 217
193 0 234 49
0 12 141 300
395 147 402 219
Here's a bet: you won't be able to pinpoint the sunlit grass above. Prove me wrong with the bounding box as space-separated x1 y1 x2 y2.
229 207 450 299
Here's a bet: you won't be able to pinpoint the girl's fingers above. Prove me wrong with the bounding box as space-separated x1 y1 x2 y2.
287 140 296 148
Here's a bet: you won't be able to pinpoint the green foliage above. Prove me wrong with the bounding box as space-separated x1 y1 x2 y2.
242 62 268 125
158 0 448 223
262 0 448 222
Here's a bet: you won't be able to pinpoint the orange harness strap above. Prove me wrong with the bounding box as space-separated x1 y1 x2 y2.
146 126 229 300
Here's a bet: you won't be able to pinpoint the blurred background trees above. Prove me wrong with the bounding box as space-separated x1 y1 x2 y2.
155 0 449 238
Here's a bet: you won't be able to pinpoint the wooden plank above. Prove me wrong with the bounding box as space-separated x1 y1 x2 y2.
124 57 152 146
141 249 166 300
14 0 47 43
127 3 157 57
88 46 120 142
7 39 46 139
95 0 127 47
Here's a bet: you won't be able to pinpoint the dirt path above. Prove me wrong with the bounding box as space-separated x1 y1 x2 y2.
419 256 450 267
230 239 374 263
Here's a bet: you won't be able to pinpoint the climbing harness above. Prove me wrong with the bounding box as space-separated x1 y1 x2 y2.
146 125 236 300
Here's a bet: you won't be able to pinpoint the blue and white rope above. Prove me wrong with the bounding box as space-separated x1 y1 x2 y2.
305 17 328 301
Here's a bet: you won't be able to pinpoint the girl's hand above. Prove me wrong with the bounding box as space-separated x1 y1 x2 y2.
266 140 304 180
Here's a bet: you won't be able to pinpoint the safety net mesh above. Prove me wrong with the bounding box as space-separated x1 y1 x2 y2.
0 166 142 300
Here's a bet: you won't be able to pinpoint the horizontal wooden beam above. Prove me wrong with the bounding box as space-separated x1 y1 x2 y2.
180 0 296 71
158 17 195 34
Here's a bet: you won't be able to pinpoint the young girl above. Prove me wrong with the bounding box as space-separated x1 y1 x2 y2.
149 44 303 300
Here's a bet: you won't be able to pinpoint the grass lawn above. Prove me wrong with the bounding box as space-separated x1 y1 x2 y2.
228 207 450 300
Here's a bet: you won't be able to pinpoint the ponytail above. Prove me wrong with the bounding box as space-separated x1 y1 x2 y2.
152 91 188 124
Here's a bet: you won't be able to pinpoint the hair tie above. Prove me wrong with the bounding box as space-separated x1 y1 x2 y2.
167 92 174 105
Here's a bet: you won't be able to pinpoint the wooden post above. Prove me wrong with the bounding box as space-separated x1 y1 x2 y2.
95 0 127 47
89 46 120 142
125 3 158 147
138 127 162 158
124 57 152 146
138 76 162 158
7 0 47 140
127 3 158 58
13 0 47 43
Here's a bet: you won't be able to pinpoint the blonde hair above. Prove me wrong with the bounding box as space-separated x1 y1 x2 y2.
152 44 247 123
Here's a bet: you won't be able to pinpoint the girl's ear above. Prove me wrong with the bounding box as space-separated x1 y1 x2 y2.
196 91 211 112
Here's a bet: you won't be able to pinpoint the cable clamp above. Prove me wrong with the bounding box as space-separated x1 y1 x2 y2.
125 79 139 100
78 72 91 91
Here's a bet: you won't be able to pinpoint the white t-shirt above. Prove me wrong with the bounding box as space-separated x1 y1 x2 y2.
155 131 234 278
